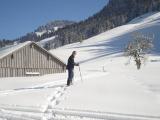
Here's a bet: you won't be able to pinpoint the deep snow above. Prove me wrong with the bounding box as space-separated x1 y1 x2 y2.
0 12 160 120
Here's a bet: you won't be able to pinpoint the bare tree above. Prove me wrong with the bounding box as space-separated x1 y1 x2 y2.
125 32 154 69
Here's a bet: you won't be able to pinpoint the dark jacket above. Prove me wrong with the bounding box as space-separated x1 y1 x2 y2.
66 55 76 70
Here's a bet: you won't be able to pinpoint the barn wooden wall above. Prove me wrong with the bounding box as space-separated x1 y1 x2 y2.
0 43 66 77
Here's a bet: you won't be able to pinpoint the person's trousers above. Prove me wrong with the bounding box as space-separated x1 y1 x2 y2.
67 69 74 86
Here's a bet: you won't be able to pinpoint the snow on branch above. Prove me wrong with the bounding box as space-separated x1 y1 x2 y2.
124 32 154 69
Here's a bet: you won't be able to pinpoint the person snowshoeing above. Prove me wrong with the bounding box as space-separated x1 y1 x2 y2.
66 51 79 86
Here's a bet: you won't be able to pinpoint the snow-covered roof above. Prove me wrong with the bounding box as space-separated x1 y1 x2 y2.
0 41 31 59
0 41 66 65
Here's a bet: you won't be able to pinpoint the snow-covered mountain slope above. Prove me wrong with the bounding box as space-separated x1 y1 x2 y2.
0 12 160 120
35 31 47 37
50 12 160 63
35 27 61 37
37 36 56 48
49 12 160 119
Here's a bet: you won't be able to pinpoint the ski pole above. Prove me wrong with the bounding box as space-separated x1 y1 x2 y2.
78 65 83 82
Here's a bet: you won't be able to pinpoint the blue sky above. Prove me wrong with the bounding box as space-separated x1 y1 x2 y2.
0 0 108 40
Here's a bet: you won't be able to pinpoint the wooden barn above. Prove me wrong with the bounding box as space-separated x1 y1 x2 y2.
0 41 66 77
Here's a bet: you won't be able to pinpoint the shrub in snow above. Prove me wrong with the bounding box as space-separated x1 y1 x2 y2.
125 32 154 69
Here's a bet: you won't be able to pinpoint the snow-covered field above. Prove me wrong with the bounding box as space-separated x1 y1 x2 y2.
0 12 160 120
37 36 56 48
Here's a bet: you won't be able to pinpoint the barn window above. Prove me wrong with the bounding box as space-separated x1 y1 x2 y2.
11 54 14 59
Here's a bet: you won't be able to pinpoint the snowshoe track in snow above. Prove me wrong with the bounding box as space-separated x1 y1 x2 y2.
0 80 66 96
47 108 160 120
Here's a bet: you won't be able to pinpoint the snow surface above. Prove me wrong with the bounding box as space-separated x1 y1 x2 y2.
0 12 160 119
35 31 47 37
37 36 56 48
0 41 31 59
